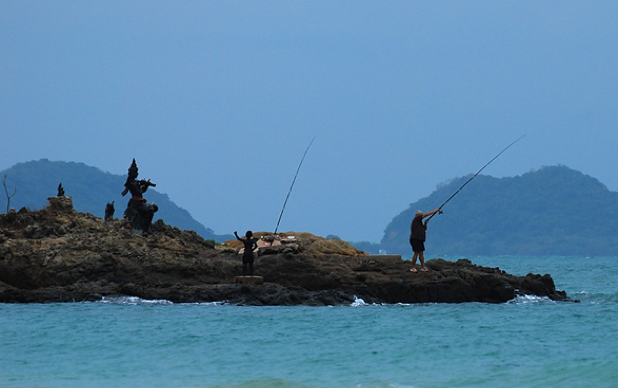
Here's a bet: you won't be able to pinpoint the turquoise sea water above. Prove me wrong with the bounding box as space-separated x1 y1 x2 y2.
1 256 618 388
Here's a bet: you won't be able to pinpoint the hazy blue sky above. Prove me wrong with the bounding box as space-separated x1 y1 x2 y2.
2 1 617 242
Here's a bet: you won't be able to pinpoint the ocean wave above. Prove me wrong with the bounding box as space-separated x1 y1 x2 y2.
205 378 316 388
351 295 369 307
348 296 396 307
506 294 556 305
97 296 228 306
99 296 174 305
572 290 618 304
201 379 415 388
96 292 618 307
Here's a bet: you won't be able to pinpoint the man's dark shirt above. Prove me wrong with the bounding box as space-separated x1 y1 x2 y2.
410 215 426 241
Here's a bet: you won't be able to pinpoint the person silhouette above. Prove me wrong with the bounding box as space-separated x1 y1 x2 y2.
409 208 441 272
234 230 259 276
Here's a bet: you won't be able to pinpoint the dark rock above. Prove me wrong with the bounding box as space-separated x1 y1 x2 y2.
48 196 73 212
0 207 576 305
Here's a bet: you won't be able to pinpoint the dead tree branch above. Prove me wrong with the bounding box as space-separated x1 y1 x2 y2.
3 174 17 213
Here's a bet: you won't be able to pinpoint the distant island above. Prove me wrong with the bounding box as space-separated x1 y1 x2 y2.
378 165 618 256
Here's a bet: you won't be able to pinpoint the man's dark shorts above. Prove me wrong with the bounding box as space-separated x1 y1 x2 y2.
243 255 254 265
410 238 425 253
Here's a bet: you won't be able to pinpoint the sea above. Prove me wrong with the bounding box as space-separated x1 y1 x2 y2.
1 255 617 388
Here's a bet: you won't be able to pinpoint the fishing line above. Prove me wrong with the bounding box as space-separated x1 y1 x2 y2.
274 136 316 235
426 134 526 222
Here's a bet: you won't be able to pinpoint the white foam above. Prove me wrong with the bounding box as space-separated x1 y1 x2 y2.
99 296 173 305
351 295 368 307
506 294 555 304
180 301 227 306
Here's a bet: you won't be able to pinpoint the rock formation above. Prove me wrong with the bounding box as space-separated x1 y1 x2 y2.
0 198 575 305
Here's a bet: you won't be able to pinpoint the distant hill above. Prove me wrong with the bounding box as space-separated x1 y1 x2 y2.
381 165 618 256
0 159 233 242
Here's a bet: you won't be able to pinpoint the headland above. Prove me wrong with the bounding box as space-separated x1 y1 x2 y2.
0 197 575 305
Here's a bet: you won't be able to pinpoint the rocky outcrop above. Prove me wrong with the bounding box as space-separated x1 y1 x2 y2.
0 199 576 305
224 231 367 256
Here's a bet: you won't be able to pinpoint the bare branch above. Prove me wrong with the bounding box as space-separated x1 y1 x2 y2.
3 174 17 213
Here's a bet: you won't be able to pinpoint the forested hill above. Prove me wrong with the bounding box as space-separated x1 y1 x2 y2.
381 165 618 256
0 159 232 242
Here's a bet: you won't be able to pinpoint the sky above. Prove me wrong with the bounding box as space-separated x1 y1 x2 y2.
1 1 617 242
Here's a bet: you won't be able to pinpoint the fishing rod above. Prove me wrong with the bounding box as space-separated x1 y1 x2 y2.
274 136 316 235
426 134 526 222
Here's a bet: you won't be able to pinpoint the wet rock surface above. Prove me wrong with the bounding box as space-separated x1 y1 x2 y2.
0 201 575 305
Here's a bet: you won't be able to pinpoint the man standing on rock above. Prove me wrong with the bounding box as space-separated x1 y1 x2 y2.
410 208 441 272
235 231 259 276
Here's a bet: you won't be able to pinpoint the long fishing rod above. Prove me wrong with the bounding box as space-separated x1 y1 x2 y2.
274 136 316 235
426 134 526 222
